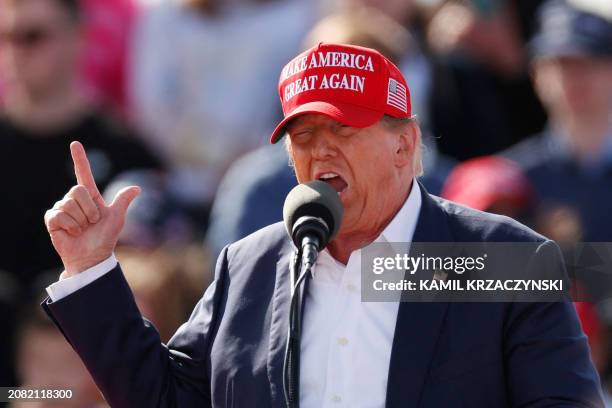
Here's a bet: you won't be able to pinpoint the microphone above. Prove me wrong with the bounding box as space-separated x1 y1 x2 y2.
283 180 344 269
281 181 343 408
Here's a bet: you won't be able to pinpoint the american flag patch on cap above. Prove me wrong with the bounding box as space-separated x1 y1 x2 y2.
387 78 407 113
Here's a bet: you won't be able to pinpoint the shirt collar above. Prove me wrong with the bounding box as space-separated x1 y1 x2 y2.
378 178 422 245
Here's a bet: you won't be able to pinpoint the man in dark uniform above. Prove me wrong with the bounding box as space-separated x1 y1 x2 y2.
504 0 612 243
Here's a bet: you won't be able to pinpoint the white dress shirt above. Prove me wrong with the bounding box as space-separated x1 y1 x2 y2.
46 180 422 408
299 180 421 408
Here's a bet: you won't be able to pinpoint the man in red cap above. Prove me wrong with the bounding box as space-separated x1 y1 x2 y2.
40 43 602 407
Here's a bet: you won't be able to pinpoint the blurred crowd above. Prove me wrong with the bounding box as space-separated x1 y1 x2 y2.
0 0 610 406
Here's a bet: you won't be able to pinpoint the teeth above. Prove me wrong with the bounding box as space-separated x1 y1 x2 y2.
319 172 338 180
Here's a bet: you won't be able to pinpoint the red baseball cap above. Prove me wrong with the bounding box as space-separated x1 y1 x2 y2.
270 43 411 144
441 156 533 211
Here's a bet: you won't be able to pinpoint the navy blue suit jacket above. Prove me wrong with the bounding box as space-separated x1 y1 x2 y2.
43 186 603 407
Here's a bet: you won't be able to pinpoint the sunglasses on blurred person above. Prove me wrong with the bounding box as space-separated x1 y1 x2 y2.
0 24 66 49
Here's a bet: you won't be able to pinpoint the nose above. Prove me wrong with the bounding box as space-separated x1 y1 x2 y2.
311 131 338 161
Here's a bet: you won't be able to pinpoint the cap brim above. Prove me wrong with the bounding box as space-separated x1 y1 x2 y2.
269 101 384 144
529 35 612 60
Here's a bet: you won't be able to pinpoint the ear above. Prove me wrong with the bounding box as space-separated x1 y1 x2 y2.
394 121 417 168
532 60 555 108
284 136 301 180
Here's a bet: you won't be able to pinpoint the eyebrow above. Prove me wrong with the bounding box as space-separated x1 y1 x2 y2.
287 116 310 130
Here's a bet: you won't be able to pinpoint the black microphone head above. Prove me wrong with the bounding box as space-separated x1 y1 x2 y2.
283 180 344 248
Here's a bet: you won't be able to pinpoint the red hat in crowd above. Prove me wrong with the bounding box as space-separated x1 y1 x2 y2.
270 43 412 144
441 156 533 212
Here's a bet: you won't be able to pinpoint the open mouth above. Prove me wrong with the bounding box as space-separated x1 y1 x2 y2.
318 172 348 194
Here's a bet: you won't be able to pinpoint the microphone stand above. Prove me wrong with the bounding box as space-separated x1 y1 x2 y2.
283 248 311 408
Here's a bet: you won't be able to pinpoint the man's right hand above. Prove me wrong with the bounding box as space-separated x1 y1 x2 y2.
44 141 141 277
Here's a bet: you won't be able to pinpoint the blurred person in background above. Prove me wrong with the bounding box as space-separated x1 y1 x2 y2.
206 5 455 260
128 0 318 230
426 0 548 160
0 0 163 286
503 0 612 243
0 0 137 112
116 244 209 342
504 0 612 388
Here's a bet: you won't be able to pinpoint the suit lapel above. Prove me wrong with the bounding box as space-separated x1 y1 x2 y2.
267 240 295 408
386 183 453 408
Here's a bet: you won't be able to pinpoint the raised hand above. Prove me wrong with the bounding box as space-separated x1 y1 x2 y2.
44 141 141 276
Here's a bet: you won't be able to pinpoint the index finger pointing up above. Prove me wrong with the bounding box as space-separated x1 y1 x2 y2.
70 141 103 203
